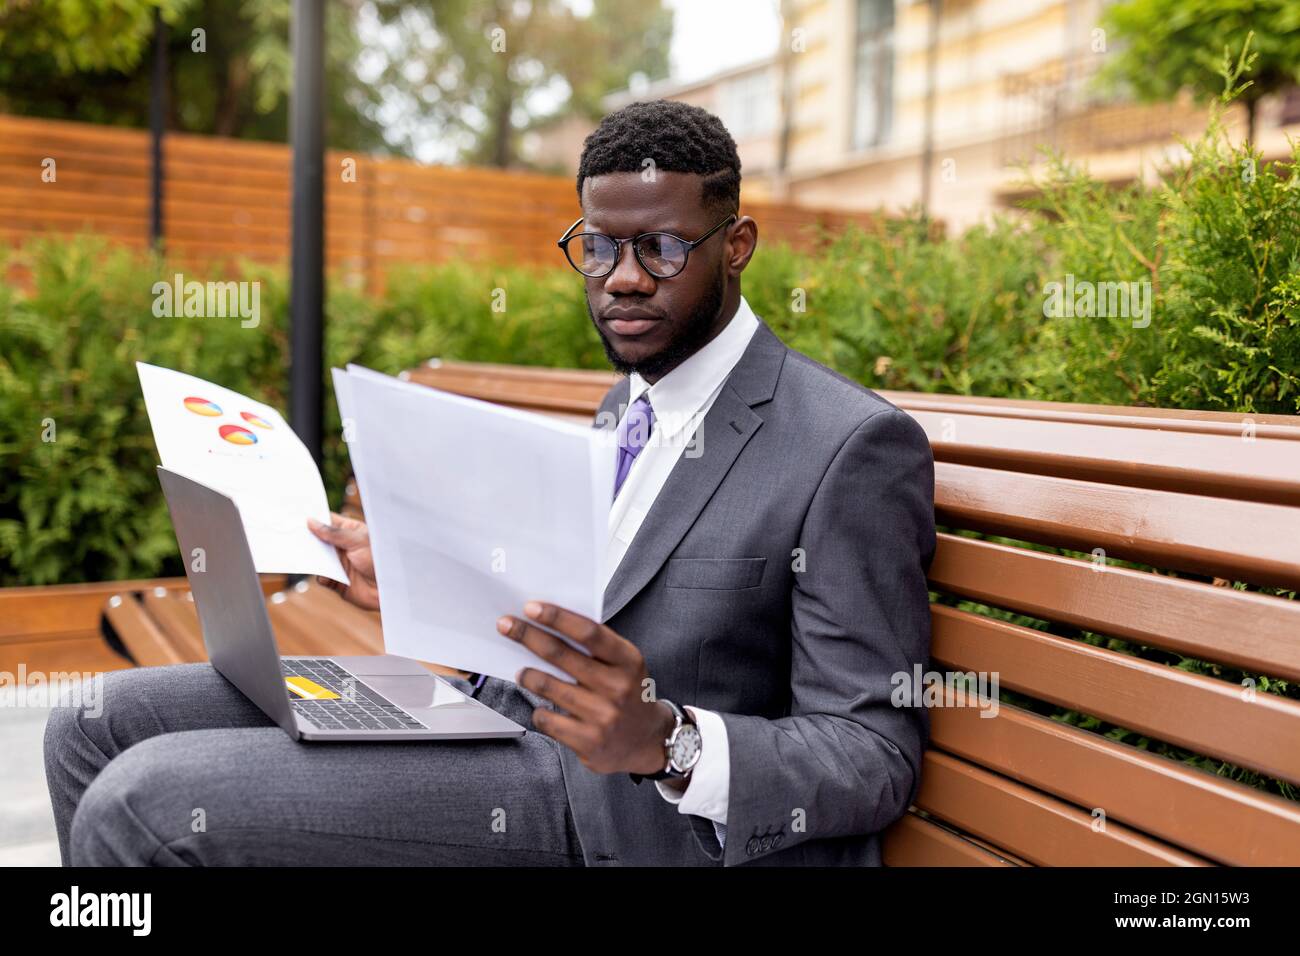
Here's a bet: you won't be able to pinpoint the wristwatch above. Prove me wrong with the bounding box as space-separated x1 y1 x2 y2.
629 699 702 784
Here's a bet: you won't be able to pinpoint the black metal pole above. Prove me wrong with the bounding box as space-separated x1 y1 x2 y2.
290 0 325 468
149 8 166 248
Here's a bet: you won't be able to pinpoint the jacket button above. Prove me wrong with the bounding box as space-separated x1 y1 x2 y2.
746 837 760 856
772 833 784 849
759 836 773 852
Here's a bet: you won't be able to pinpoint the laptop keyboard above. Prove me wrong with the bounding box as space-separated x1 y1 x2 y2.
283 658 429 733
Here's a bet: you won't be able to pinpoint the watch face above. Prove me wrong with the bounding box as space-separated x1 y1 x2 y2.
670 724 702 772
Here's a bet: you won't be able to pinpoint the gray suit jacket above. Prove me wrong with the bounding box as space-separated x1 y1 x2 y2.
558 318 936 866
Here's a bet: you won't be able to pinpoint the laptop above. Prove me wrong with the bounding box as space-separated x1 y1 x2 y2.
157 466 525 742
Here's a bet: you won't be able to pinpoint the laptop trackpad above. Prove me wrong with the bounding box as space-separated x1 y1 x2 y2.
364 674 479 711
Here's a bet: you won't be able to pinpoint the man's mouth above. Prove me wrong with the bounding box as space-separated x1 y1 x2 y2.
600 308 663 337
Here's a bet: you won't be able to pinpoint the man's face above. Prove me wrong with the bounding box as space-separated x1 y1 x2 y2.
578 171 737 381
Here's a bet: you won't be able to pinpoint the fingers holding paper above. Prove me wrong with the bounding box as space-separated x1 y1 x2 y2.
308 513 381 611
498 602 675 776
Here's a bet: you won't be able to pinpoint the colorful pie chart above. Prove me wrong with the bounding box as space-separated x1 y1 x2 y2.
219 424 258 446
183 397 223 417
240 411 273 430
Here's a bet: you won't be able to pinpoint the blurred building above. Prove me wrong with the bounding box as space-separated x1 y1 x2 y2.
526 0 1300 232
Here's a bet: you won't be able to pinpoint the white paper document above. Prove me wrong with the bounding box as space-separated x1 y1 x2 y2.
335 365 615 683
137 362 348 583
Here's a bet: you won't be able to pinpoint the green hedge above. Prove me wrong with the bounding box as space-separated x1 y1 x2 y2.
2 97 1298 588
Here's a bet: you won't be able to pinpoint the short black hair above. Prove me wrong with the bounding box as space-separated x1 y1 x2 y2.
576 99 741 216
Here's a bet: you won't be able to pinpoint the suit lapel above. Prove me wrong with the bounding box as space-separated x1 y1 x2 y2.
593 376 629 433
600 320 786 622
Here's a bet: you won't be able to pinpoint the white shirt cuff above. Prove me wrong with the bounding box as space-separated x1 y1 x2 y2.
655 706 730 831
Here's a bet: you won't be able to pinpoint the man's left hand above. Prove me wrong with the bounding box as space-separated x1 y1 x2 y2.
497 602 675 776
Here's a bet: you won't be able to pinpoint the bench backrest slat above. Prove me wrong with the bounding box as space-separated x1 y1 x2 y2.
917 750 1213 866
932 605 1300 787
930 534 1300 683
878 389 1300 436
404 365 613 415
932 700 1300 866
912 409 1300 505
0 577 193 640
882 812 1019 866
936 462 1300 590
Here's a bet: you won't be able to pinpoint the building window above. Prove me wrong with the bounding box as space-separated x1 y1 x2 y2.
720 69 777 141
852 0 895 149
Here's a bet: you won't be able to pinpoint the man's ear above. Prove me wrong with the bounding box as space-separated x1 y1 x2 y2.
727 215 758 276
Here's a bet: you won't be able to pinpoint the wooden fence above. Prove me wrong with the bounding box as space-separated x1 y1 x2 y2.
0 113 883 291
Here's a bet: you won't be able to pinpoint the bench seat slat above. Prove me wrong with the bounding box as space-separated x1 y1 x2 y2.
140 591 207 662
929 533 1300 683
930 605 1300 786
930 698 1300 866
268 585 382 657
104 595 189 668
935 462 1300 590
291 585 384 653
265 595 346 657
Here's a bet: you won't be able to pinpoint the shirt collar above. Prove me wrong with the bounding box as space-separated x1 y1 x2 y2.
626 295 760 440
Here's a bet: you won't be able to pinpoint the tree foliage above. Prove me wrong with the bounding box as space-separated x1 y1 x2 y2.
0 0 673 162
0 0 187 72
0 0 387 152
1098 0 1300 138
366 0 672 166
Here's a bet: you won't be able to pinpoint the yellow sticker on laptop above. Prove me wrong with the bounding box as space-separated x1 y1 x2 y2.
285 676 340 700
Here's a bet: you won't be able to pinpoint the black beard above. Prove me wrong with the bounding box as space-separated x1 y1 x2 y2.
589 269 726 381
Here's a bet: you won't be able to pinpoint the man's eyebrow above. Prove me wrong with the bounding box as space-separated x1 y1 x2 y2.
586 220 692 236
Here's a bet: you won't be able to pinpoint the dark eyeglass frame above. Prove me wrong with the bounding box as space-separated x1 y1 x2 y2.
556 213 737 279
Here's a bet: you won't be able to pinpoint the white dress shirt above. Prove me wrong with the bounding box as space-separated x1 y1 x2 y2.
602 295 760 850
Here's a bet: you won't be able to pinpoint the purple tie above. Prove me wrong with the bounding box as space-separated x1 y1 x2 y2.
613 395 655 500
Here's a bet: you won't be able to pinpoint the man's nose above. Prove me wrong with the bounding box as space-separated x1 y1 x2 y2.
602 241 656 295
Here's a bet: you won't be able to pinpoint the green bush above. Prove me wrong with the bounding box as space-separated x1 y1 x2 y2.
757 216 1044 398
0 240 288 585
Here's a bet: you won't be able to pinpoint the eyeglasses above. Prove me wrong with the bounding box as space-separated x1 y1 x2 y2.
557 213 737 279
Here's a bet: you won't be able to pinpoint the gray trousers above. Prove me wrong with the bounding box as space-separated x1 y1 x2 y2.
43 664 585 866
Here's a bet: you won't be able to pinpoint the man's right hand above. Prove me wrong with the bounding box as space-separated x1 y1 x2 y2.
308 513 380 611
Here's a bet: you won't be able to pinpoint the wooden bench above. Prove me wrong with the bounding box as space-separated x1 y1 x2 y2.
407 358 1300 867
63 357 1300 865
